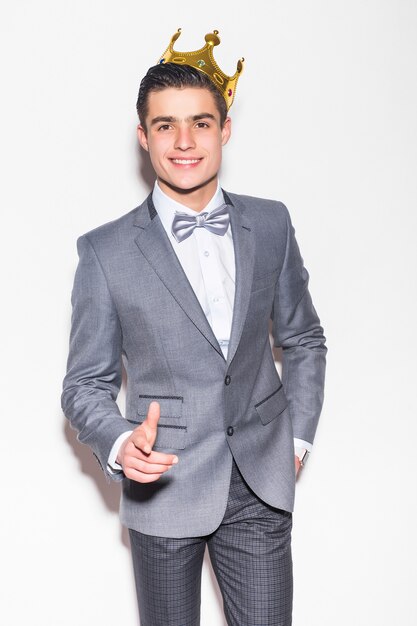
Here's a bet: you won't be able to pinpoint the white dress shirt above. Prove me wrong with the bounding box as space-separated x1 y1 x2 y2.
155 179 235 358
108 180 311 471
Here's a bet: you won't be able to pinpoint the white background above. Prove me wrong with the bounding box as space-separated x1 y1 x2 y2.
1 1 416 624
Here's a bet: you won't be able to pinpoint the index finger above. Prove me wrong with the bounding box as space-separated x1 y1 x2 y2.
139 449 179 465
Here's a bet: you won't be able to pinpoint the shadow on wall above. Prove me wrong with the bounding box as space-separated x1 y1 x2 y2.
62 362 130 549
63 419 130 550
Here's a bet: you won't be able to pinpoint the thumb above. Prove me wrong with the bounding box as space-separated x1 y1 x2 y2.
134 402 160 454
145 401 160 431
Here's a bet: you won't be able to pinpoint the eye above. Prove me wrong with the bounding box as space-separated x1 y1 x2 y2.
195 121 209 128
157 124 172 131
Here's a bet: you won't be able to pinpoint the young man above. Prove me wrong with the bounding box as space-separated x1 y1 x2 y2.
62 29 327 626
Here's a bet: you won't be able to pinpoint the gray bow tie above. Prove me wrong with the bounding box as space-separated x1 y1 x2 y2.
171 203 230 243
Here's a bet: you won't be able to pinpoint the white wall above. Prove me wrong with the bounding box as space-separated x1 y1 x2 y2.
1 1 416 624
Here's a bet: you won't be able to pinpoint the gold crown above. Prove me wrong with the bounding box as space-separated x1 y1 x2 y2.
158 28 244 110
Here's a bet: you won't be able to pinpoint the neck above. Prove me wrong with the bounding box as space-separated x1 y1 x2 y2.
157 175 219 212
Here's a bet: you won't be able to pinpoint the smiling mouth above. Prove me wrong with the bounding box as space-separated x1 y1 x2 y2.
170 158 202 165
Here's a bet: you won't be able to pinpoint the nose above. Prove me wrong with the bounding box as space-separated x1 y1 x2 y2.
174 125 196 151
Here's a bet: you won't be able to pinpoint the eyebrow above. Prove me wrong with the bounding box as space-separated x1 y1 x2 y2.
150 113 217 126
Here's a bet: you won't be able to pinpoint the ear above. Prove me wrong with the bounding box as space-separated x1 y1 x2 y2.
137 124 149 151
221 116 232 146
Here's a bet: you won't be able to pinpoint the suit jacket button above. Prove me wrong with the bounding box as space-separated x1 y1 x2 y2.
227 426 234 436
225 375 231 385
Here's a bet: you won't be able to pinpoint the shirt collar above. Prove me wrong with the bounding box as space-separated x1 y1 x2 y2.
152 180 224 236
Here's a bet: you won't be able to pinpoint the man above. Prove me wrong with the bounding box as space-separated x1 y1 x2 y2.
62 29 327 626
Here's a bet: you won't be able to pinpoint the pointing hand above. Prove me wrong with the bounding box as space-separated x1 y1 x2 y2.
117 401 179 483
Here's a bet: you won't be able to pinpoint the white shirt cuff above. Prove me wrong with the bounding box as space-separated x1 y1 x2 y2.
107 431 133 474
294 438 312 460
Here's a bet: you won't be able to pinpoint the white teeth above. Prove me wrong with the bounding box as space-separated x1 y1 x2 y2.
172 159 200 164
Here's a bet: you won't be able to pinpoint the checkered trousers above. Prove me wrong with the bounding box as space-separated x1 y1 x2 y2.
129 457 293 626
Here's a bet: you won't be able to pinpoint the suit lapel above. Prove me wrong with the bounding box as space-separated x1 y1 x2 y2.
133 196 224 358
226 193 255 366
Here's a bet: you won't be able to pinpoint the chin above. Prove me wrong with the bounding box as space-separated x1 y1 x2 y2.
162 176 216 195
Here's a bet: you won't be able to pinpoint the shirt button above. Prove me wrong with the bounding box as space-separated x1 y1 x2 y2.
213 297 220 303
204 250 209 257
225 375 231 385
227 426 234 436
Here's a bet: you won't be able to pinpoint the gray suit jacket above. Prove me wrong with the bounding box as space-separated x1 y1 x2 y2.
62 191 327 537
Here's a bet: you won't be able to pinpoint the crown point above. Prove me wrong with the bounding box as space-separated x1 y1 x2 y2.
171 29 182 44
205 32 220 46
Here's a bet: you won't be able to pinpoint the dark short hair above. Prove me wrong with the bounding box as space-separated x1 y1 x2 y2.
136 63 228 130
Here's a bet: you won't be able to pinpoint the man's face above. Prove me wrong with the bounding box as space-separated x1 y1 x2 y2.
137 87 231 203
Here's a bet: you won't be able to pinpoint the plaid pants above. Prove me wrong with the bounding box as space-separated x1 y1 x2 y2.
129 458 293 626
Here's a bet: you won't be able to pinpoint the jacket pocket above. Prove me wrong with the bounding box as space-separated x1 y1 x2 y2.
127 394 186 450
254 385 288 425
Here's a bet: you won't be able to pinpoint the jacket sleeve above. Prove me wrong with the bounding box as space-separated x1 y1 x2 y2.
61 234 132 481
271 204 327 446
